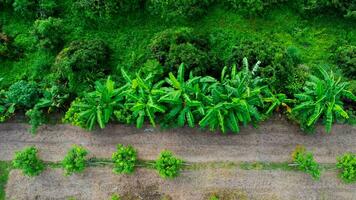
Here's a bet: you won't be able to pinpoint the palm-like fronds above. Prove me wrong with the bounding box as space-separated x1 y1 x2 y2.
159 64 204 127
292 67 356 133
120 69 166 128
70 76 123 130
199 59 264 133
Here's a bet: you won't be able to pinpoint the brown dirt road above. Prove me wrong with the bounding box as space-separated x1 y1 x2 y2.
0 117 355 163
1 117 356 200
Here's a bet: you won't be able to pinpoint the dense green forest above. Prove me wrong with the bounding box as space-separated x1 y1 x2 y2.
0 0 355 134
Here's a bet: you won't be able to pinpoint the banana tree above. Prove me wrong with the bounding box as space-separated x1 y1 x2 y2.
262 89 294 115
159 64 204 128
292 66 356 133
199 60 264 133
67 76 124 130
120 69 166 128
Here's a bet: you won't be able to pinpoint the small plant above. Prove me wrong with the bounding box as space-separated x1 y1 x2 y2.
336 153 356 183
112 144 137 174
111 194 121 200
291 145 321 180
209 195 219 200
62 145 88 175
155 150 183 179
12 146 44 176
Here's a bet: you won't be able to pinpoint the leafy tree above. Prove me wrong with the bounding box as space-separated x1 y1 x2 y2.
64 77 123 131
148 0 213 21
62 145 88 175
12 146 45 176
33 17 64 51
13 0 57 18
112 144 137 174
6 80 40 108
292 67 356 133
53 39 111 94
199 59 264 133
336 153 356 183
155 150 183 179
120 69 166 128
334 44 355 79
291 145 321 180
159 64 204 128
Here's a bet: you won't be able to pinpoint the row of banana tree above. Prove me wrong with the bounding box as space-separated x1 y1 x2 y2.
63 58 355 134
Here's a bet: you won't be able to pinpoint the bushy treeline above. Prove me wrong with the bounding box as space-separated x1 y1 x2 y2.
1 0 355 20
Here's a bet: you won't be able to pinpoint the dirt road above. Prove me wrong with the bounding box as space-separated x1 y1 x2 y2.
0 117 355 163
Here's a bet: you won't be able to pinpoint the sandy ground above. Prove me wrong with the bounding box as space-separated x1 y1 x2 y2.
6 167 356 200
1 117 356 200
0 117 355 163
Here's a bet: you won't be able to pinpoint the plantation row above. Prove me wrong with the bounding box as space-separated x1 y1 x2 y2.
11 144 356 183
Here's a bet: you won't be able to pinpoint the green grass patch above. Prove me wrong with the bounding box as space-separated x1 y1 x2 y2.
0 161 11 200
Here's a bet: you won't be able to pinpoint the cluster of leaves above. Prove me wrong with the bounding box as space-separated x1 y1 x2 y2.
32 17 65 51
336 153 356 183
291 145 321 180
149 27 213 77
292 67 356 133
148 0 213 21
294 0 356 18
53 39 111 95
155 150 183 179
112 144 138 174
63 77 122 130
12 0 58 18
0 32 21 60
12 146 45 176
333 44 355 79
223 0 287 16
62 145 88 175
227 37 305 95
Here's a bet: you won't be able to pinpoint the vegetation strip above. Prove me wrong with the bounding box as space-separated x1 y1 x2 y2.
0 161 11 200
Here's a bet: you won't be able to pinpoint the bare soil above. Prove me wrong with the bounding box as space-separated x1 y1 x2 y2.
6 167 356 200
0 117 355 163
1 116 356 200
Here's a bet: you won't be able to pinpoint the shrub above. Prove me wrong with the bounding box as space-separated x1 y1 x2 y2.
291 145 321 180
148 0 213 21
12 146 45 176
155 150 183 179
64 77 122 130
26 108 46 134
112 144 138 174
227 37 305 95
13 0 57 18
292 67 356 133
149 27 212 76
336 153 356 183
33 17 64 51
0 32 21 60
111 194 121 200
6 80 40 108
295 0 356 19
199 59 265 133
62 145 88 175
334 44 355 79
224 0 287 16
53 39 111 94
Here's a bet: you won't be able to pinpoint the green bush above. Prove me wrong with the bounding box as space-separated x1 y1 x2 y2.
149 27 212 76
291 145 321 180
6 80 40 108
13 0 57 18
155 150 183 179
33 17 64 51
336 153 356 183
292 67 356 133
62 145 88 175
53 39 111 94
26 108 46 134
12 146 45 176
63 77 122 130
148 0 213 21
112 144 138 174
224 0 286 16
227 37 305 95
0 32 21 60
295 0 356 18
334 44 355 79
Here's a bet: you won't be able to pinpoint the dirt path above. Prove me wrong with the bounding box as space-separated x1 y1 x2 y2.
0 117 355 163
6 167 356 200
